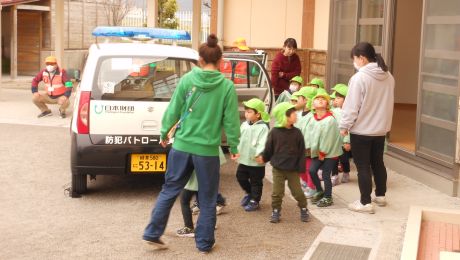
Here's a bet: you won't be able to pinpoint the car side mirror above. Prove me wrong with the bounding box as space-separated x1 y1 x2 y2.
68 69 81 83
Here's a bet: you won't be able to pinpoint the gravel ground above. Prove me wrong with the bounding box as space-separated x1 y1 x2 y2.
0 123 322 259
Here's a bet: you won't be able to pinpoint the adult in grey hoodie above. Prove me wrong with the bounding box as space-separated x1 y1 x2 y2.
340 42 394 214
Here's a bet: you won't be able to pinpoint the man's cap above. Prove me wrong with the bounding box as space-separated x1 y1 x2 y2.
272 102 296 127
290 76 304 85
308 78 325 89
234 37 250 51
243 98 270 122
45 56 57 64
332 83 348 97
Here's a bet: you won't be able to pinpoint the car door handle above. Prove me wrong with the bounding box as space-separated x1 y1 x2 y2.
142 121 158 131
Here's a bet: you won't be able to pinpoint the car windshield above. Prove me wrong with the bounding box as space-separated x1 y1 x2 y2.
92 57 195 101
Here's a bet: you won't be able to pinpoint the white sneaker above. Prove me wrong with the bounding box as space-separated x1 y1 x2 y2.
348 200 375 214
318 170 323 181
331 175 340 186
216 204 225 215
372 196 387 207
341 172 350 183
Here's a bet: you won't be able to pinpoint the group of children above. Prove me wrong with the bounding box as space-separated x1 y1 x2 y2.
238 76 351 222
175 76 351 237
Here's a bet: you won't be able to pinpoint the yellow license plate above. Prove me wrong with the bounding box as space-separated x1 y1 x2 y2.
131 154 166 173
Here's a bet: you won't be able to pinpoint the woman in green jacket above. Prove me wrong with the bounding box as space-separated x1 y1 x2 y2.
143 34 241 253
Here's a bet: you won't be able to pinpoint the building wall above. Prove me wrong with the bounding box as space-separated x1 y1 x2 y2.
313 0 330 50
223 0 303 48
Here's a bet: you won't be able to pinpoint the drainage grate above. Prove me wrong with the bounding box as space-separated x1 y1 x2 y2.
310 242 371 260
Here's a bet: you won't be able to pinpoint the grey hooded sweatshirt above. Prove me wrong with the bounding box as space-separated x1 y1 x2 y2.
339 62 394 136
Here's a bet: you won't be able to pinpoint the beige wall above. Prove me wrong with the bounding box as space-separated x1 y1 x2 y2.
313 0 330 50
223 0 303 48
392 0 422 104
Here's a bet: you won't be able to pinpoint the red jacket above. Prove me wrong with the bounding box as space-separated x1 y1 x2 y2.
270 52 301 96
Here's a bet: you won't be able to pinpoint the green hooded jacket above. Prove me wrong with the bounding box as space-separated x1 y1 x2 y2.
161 67 241 156
306 112 343 158
331 107 350 143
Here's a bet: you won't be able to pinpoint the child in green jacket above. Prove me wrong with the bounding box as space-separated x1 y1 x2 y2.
307 93 343 207
331 84 352 184
236 98 270 211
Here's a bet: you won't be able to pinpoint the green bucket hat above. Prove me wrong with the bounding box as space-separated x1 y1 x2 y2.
332 83 348 97
290 76 304 85
272 102 296 127
243 98 270 122
309 78 325 89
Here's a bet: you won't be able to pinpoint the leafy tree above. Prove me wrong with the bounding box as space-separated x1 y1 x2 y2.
158 0 179 29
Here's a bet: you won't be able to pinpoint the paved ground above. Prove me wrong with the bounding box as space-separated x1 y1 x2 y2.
2 87 460 259
0 122 322 259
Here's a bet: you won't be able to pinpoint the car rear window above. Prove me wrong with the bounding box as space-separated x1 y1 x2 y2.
91 57 195 101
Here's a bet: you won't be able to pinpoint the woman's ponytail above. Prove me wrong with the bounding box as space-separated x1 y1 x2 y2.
375 53 388 72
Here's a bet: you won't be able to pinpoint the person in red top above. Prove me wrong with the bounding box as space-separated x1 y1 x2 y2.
32 56 72 118
271 38 302 99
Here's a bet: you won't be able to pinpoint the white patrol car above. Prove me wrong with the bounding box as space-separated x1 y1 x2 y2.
70 27 273 197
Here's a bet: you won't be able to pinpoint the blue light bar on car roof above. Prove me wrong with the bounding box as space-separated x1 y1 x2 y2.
92 26 191 40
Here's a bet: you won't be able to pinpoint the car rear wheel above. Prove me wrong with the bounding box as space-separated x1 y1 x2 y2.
71 171 87 198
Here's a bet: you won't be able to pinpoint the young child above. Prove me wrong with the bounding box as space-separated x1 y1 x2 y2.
236 98 270 211
307 93 343 207
294 87 318 198
275 76 304 105
330 84 352 184
256 102 310 223
176 148 227 237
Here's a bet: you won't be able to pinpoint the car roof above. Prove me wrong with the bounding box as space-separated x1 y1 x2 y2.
88 43 199 60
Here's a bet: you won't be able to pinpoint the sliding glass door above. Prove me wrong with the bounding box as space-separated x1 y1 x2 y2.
416 0 460 165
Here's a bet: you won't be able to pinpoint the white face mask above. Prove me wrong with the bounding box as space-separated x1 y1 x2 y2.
46 65 56 72
289 84 298 92
353 62 361 71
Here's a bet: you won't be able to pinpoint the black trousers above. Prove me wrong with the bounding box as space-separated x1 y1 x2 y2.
309 157 338 198
236 164 265 202
332 148 351 176
350 134 387 205
180 189 197 229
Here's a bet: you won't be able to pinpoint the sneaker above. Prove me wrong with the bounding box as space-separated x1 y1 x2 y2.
304 188 316 199
176 226 195 238
270 209 281 223
144 238 168 250
216 203 225 215
372 196 387 207
191 201 200 215
341 172 350 183
59 109 66 118
310 191 324 204
331 175 340 186
348 200 375 214
318 170 323 181
244 200 259 211
300 208 310 222
240 194 251 206
317 197 334 207
37 110 52 118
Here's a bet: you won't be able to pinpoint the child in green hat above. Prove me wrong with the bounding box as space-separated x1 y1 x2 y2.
330 83 351 184
275 76 304 105
236 98 270 211
256 102 310 223
306 93 343 207
308 77 325 89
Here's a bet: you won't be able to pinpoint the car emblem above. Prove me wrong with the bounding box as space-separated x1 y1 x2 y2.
147 107 154 112
94 104 103 114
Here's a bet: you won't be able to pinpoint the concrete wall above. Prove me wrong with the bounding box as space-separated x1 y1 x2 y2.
313 0 330 50
392 0 422 104
223 0 303 48
1 9 12 59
